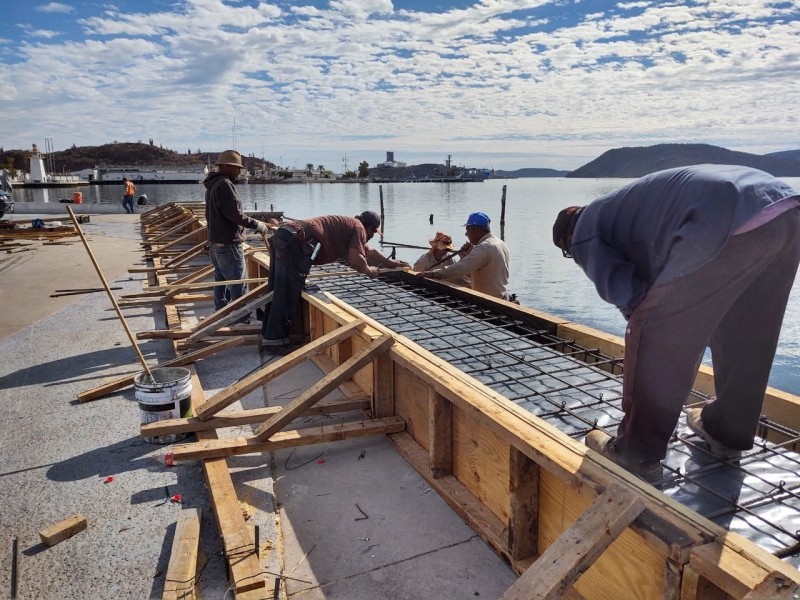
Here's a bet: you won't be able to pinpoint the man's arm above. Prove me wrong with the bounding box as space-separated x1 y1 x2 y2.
214 179 267 232
571 237 647 319
364 246 409 269
427 243 487 281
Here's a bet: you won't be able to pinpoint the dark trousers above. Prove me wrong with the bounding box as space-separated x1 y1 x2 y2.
122 195 134 214
261 227 313 343
616 208 800 462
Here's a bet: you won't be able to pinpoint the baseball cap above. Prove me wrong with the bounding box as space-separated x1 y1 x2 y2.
463 212 490 227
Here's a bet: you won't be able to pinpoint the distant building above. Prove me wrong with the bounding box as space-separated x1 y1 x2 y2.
377 151 407 169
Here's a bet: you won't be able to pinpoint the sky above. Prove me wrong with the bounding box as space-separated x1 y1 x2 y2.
2 1 799 171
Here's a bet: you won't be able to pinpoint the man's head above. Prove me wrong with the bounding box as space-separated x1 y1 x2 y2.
463 212 490 245
552 206 584 258
429 231 455 258
356 210 382 240
216 150 244 180
122 177 128 182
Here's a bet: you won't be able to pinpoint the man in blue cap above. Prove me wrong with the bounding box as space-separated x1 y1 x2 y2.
419 211 510 299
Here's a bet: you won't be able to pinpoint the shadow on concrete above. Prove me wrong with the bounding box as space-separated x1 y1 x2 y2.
0 343 170 390
46 436 155 482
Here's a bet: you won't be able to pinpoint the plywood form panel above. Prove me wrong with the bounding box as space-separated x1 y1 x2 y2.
393 363 432 448
453 406 510 523
537 469 664 600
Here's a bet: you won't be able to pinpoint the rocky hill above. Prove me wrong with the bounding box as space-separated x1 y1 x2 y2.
0 142 274 173
567 143 800 178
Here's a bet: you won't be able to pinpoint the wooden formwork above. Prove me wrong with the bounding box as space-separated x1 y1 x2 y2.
105 203 800 599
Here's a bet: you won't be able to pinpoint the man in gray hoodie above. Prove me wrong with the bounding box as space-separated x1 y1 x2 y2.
553 164 800 483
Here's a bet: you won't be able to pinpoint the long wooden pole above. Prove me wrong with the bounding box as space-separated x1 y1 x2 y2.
67 207 154 383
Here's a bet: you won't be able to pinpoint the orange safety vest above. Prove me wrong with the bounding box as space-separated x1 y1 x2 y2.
124 180 135 196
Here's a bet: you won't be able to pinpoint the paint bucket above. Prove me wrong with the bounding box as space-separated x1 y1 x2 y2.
134 367 192 445
72 191 83 204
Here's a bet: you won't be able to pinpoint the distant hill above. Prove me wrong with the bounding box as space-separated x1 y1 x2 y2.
493 168 570 178
764 149 800 162
567 143 800 178
0 142 274 173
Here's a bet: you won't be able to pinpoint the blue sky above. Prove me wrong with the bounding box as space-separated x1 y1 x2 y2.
2 0 799 170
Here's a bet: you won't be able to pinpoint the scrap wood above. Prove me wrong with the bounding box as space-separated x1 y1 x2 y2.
39 514 88 547
194 319 366 420
138 326 259 340
252 334 394 441
500 483 644 600
50 286 122 298
77 336 245 403
141 394 371 437
119 293 213 306
172 416 406 461
162 508 202 600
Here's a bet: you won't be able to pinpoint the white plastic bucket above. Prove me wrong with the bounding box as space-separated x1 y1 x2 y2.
134 367 193 445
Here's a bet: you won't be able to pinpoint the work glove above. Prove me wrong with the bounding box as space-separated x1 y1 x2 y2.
255 221 269 235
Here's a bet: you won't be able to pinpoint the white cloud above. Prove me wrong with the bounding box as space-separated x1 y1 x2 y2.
3 0 799 169
35 2 73 14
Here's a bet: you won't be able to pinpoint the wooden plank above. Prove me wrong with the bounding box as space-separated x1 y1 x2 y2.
163 508 202 600
172 416 406 461
163 240 207 269
194 320 365 420
501 484 644 600
141 395 370 437
137 326 259 340
428 388 452 478
689 542 776 599
39 514 88 546
252 334 394 441
187 370 265 595
508 446 539 562
77 337 245 402
373 352 394 418
148 225 207 255
151 277 269 292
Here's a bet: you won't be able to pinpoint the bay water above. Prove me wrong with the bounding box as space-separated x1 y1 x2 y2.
16 177 800 395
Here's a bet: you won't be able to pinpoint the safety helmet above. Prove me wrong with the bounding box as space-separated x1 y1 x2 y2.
463 212 490 228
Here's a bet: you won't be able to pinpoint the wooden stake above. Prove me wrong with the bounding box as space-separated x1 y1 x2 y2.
67 206 154 383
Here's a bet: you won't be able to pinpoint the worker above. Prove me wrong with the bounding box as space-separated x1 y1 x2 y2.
553 164 800 484
204 150 269 316
419 212 510 299
261 211 409 350
122 178 136 214
413 231 457 272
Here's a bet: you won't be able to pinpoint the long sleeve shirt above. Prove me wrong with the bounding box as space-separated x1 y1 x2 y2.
570 164 800 318
204 173 262 243
435 232 509 298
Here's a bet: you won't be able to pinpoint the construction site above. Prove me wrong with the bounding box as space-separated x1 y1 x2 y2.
2 202 800 599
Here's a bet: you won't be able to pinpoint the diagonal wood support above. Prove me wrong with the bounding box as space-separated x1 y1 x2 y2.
184 283 270 345
194 320 366 420
500 483 645 600
252 334 394 441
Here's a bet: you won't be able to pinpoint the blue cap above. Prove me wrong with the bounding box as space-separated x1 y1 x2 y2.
463 212 490 227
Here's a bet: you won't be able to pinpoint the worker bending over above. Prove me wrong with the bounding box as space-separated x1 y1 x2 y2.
553 164 800 484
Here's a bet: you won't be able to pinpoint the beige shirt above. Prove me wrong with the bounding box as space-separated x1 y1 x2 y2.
412 251 455 272
435 232 509 298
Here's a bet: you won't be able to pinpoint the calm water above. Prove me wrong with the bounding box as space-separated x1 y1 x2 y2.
16 177 800 395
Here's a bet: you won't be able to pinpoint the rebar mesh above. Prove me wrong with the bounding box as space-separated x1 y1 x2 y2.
314 266 800 566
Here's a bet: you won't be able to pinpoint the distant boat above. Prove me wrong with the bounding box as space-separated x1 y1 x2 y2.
84 166 209 184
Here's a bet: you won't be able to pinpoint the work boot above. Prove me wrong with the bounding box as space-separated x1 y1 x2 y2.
234 313 251 325
685 408 742 459
585 430 664 484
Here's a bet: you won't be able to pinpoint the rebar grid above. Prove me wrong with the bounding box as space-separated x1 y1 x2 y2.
313 267 800 563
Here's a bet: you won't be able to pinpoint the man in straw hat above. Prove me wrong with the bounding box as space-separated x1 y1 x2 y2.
553 164 800 485
261 210 409 351
413 231 457 272
419 212 510 299
204 150 269 317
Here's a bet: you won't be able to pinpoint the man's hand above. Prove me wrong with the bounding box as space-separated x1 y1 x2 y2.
458 242 473 258
366 267 380 278
418 270 439 279
391 260 410 269
255 221 269 235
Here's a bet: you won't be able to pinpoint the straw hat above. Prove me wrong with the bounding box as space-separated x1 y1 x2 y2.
216 150 244 168
429 231 455 251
